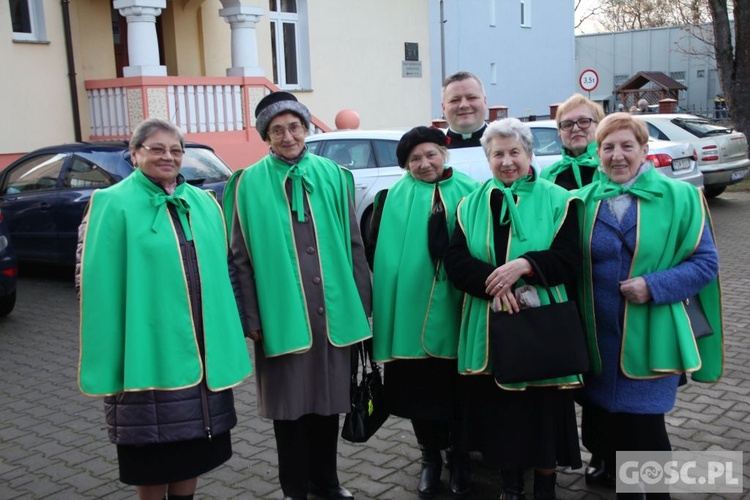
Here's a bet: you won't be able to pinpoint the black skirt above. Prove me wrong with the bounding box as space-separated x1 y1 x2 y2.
460 375 582 470
117 431 232 485
384 357 460 421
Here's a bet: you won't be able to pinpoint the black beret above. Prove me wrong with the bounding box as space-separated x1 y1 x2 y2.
255 91 311 140
396 126 447 168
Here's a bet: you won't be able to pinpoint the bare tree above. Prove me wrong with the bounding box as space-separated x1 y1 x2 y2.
595 0 711 31
575 0 601 32
708 0 749 136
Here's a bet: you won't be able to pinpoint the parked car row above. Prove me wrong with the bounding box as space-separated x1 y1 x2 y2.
633 114 749 197
0 142 233 267
1 113 746 272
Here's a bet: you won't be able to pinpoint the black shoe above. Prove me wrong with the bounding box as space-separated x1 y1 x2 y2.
448 449 471 499
308 484 353 499
418 449 442 499
585 456 615 489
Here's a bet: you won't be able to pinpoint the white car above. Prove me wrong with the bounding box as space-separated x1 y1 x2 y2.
306 130 490 240
528 119 704 189
633 113 749 197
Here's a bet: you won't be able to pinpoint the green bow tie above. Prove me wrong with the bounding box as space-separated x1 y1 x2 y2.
287 164 316 222
492 175 535 241
152 193 192 241
546 142 600 189
593 180 663 202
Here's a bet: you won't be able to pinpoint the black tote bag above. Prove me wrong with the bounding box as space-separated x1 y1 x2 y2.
341 340 389 443
489 257 590 385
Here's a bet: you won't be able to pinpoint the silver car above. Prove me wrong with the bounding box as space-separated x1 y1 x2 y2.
633 114 749 197
528 119 704 189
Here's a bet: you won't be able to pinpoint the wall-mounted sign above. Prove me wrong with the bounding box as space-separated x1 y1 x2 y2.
405 42 419 62
402 61 422 78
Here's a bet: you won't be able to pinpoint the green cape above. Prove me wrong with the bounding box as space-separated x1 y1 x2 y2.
372 169 480 361
455 175 581 388
224 153 371 357
541 141 601 189
576 167 723 381
79 169 252 396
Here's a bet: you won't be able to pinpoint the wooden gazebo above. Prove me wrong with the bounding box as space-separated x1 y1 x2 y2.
613 71 687 109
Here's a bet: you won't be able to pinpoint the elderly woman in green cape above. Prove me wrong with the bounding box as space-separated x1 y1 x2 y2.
541 93 605 191
575 113 722 500
444 117 583 500
224 92 371 500
78 118 252 500
366 126 480 499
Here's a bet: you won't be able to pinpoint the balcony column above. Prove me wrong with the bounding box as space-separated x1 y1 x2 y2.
113 0 167 77
219 5 265 77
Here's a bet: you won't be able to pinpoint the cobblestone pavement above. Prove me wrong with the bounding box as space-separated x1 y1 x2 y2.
1 192 748 500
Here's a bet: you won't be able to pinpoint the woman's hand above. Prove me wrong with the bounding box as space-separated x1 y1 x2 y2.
486 258 532 313
492 290 521 314
485 258 532 296
619 277 652 304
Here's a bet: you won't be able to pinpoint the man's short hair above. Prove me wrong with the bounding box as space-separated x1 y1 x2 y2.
442 71 485 97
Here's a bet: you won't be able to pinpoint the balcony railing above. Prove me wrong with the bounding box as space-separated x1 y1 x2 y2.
85 76 328 140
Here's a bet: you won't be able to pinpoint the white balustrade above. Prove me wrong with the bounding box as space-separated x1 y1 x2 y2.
88 81 332 139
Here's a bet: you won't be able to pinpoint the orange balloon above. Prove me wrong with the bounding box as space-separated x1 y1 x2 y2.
335 109 360 130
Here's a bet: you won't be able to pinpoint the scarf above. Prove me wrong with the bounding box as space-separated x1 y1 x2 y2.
541 141 600 189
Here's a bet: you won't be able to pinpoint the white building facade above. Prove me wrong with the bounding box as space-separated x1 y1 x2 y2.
427 0 576 120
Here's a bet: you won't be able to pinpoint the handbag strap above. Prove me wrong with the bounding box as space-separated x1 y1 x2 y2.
523 255 561 305
350 339 378 382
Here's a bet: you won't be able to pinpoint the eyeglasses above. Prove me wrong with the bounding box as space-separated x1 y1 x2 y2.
140 145 185 157
559 118 596 131
268 122 306 139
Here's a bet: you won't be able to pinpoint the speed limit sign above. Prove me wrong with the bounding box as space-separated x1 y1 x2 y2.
579 69 599 92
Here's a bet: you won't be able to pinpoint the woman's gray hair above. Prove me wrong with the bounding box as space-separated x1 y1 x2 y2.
480 117 534 158
129 118 184 151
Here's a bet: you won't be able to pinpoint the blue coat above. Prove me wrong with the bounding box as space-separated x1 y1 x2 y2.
583 199 718 414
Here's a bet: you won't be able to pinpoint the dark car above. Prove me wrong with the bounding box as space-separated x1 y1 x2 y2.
0 141 232 266
0 207 18 317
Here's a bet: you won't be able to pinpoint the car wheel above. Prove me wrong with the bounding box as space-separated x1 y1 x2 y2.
704 185 726 198
0 290 16 317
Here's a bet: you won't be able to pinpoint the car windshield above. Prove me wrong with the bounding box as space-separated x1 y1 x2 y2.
180 148 232 184
672 118 732 138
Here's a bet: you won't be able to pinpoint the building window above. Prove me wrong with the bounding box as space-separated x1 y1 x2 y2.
520 0 531 28
269 0 310 90
8 0 47 42
697 69 705 78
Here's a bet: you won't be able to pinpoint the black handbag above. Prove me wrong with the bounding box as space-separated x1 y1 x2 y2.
341 340 389 443
684 294 713 339
489 257 590 385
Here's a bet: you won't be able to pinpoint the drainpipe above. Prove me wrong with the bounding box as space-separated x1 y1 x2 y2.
440 0 446 83
61 0 82 142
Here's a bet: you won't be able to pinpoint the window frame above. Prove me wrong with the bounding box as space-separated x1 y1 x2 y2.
520 0 531 28
9 0 47 43
268 0 310 90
